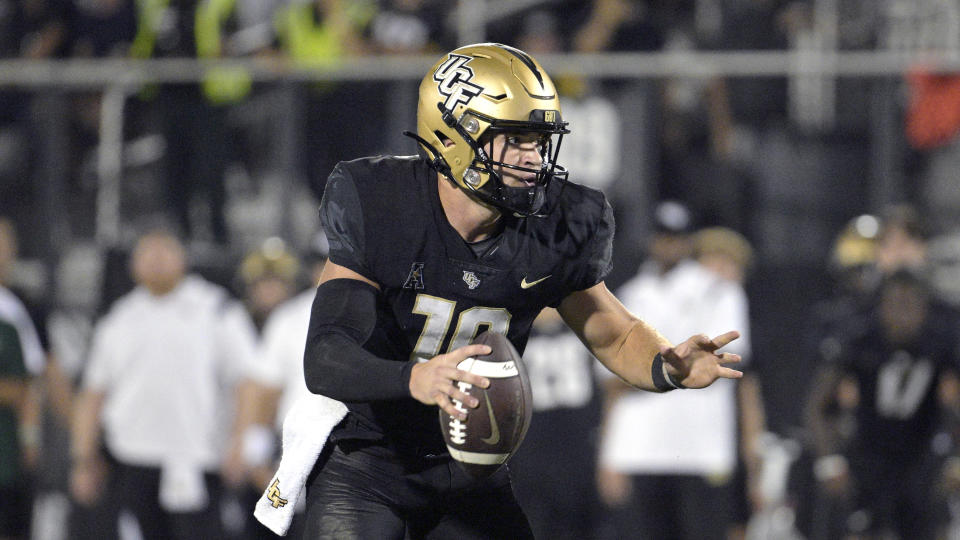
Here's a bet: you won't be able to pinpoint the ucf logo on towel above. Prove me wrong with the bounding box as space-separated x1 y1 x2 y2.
267 479 288 508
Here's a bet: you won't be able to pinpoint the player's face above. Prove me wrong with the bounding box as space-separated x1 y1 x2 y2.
486 132 547 187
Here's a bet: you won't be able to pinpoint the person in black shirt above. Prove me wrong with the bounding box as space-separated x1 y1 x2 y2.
805 269 960 539
298 42 743 539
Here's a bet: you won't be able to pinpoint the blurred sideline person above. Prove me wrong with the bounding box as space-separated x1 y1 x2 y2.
694 226 754 285
131 0 256 244
242 236 328 446
875 203 929 277
797 214 881 538
276 44 742 539
273 0 378 199
509 307 604 539
237 238 301 333
812 215 883 338
598 201 751 540
804 269 960 540
1 219 87 540
0 217 46 540
38 242 110 540
694 226 778 539
0 318 29 540
69 229 259 539
225 237 329 538
222 238 303 539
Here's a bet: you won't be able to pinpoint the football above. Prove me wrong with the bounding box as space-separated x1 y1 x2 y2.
439 331 534 479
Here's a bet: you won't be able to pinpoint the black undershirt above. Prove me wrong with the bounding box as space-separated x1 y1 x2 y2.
465 234 501 258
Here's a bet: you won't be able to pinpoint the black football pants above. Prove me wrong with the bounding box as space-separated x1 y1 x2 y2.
303 442 534 539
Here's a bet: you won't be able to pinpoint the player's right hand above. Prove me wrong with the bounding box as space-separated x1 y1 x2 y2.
409 344 492 420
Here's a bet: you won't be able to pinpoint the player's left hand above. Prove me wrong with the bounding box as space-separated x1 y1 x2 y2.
661 331 742 389
409 344 492 420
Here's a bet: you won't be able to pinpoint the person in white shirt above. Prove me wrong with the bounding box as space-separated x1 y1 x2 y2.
694 226 771 540
217 241 328 539
69 229 258 539
228 242 328 487
597 201 752 539
250 254 325 433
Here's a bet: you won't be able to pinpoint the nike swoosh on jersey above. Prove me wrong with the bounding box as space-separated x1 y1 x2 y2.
481 390 501 445
520 275 551 289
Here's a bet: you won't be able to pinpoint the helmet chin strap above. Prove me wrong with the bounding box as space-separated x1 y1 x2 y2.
404 128 543 217
402 129 515 214
402 130 454 182
462 166 550 218
501 183 546 217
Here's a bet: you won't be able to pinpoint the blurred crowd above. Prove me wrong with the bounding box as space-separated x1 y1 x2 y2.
3 0 960 539
7 198 960 540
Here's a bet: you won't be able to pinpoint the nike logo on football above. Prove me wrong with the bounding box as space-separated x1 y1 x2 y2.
520 275 551 289
481 390 501 445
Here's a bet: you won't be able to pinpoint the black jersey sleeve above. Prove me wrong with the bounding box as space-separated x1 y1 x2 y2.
303 278 414 401
573 196 615 291
319 163 374 279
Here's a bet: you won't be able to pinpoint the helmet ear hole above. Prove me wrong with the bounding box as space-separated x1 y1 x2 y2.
435 130 455 148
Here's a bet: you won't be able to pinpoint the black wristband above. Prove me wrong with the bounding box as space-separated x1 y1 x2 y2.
651 353 686 391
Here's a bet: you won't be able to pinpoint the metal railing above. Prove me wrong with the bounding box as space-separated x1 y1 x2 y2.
0 50 959 88
1 48 957 255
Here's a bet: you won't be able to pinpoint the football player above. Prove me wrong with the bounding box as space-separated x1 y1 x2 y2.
804 269 960 539
299 43 743 538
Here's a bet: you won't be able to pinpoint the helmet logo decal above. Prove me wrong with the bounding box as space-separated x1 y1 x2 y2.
433 54 484 112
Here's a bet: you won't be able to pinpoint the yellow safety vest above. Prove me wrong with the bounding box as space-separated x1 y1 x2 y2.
131 0 251 104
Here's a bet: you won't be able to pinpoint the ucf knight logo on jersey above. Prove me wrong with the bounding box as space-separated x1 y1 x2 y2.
433 54 484 111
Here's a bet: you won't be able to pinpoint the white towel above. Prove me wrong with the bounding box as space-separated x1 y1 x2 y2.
253 394 348 536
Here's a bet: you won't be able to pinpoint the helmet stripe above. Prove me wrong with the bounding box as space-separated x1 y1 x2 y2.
494 43 544 90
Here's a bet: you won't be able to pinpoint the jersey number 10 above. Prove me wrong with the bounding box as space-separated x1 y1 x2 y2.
410 294 512 362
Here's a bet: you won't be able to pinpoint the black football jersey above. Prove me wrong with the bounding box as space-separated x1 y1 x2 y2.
318 155 614 455
836 311 959 458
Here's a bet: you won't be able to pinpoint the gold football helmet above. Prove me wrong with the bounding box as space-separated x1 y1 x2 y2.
409 43 570 216
831 214 880 270
830 214 882 294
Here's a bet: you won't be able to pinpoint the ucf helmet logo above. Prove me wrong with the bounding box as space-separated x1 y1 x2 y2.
433 54 484 112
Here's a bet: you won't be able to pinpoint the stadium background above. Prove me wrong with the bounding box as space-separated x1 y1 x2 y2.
1 0 960 536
